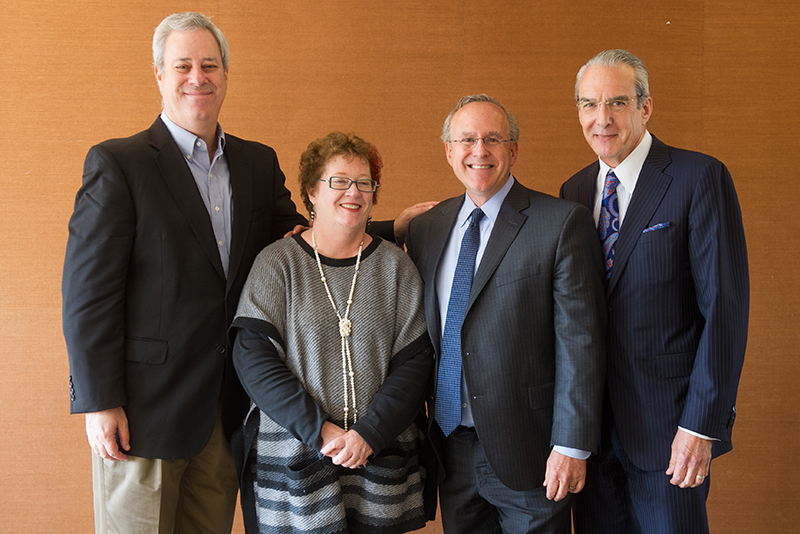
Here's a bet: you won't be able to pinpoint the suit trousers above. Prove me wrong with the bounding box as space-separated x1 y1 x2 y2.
438 425 571 534
572 426 710 534
91 408 238 534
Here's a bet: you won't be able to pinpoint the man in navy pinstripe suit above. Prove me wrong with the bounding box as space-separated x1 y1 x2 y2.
560 50 749 533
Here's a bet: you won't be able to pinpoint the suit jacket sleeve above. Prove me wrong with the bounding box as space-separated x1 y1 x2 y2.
680 160 748 440
62 145 134 413
550 203 607 451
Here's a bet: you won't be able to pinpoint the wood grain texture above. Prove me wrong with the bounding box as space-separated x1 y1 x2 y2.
1 1 796 532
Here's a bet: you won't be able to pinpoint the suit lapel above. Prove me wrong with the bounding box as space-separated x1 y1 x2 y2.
225 136 253 290
150 118 226 280
607 137 672 294
578 162 600 209
424 197 463 352
468 181 528 310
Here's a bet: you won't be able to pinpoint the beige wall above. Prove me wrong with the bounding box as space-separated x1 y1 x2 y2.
1 1 798 532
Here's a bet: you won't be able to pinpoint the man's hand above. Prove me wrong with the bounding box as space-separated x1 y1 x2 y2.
320 425 373 469
393 201 438 246
543 449 586 501
85 407 130 461
283 224 308 238
666 428 712 488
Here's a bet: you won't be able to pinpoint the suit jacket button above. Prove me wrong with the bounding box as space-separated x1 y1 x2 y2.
216 345 226 354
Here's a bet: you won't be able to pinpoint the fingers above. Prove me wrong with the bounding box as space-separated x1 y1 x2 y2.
283 225 308 238
667 430 712 488
322 430 372 469
543 451 586 501
85 408 130 461
543 475 581 501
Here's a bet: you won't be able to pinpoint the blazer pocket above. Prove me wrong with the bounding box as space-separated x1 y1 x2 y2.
495 265 541 287
653 352 695 379
638 222 676 243
528 382 555 411
125 337 168 365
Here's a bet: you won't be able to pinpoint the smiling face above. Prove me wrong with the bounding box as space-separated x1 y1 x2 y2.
155 28 227 136
445 102 518 206
308 155 374 232
577 64 652 167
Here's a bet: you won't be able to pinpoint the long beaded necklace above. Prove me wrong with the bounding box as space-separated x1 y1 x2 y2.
311 228 364 431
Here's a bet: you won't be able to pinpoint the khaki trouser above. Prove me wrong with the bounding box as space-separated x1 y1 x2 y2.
91 410 238 534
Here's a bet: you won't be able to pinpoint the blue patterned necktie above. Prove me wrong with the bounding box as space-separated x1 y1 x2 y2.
435 208 484 437
598 170 620 280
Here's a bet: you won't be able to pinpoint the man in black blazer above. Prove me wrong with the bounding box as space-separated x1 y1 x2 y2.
406 94 607 533
560 50 749 534
62 12 413 533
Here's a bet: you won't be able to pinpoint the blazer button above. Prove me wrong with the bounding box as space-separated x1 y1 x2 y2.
216 345 226 354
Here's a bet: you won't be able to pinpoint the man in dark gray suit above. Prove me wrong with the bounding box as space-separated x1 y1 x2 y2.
406 94 607 533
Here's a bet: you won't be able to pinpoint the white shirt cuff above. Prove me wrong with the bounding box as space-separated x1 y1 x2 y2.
678 426 718 441
553 445 591 460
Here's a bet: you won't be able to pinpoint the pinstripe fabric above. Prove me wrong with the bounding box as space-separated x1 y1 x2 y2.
561 135 748 531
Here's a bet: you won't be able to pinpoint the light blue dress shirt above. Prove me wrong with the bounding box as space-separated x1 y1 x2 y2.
161 112 233 277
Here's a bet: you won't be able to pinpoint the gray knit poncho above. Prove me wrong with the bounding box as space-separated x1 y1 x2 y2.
232 234 434 534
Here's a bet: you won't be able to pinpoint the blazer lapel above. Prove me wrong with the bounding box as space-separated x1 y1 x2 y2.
150 118 226 280
225 136 253 290
607 137 672 294
468 181 528 309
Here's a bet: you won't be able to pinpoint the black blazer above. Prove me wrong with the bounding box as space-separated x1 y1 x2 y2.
560 136 749 470
63 117 308 459
406 179 607 491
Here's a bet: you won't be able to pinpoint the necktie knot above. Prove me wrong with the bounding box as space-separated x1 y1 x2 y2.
602 170 620 198
469 207 485 228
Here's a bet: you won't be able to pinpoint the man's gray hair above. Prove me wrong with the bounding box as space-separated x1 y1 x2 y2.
575 49 649 107
153 12 229 70
441 94 520 143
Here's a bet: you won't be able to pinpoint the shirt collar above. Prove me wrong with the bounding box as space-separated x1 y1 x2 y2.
457 174 515 228
160 111 226 160
598 130 652 193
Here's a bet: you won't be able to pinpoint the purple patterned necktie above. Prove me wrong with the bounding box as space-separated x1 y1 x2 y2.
598 170 620 280
435 208 484 437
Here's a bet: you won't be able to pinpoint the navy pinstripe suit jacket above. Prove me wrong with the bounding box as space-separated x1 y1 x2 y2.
560 135 749 471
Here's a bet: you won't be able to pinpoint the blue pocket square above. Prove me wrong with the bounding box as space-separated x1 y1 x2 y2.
643 222 670 233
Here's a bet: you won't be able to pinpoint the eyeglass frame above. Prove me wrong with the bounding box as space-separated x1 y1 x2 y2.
576 95 643 114
447 136 514 148
318 176 380 192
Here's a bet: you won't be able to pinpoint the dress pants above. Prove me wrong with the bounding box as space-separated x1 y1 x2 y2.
572 425 710 534
91 409 239 534
438 425 571 534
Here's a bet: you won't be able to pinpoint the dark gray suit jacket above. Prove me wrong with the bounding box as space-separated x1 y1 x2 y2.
406 179 607 491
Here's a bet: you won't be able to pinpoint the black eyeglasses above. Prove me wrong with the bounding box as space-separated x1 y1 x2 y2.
319 177 379 192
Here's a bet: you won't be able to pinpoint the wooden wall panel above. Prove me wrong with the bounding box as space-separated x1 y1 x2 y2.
1 1 797 532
